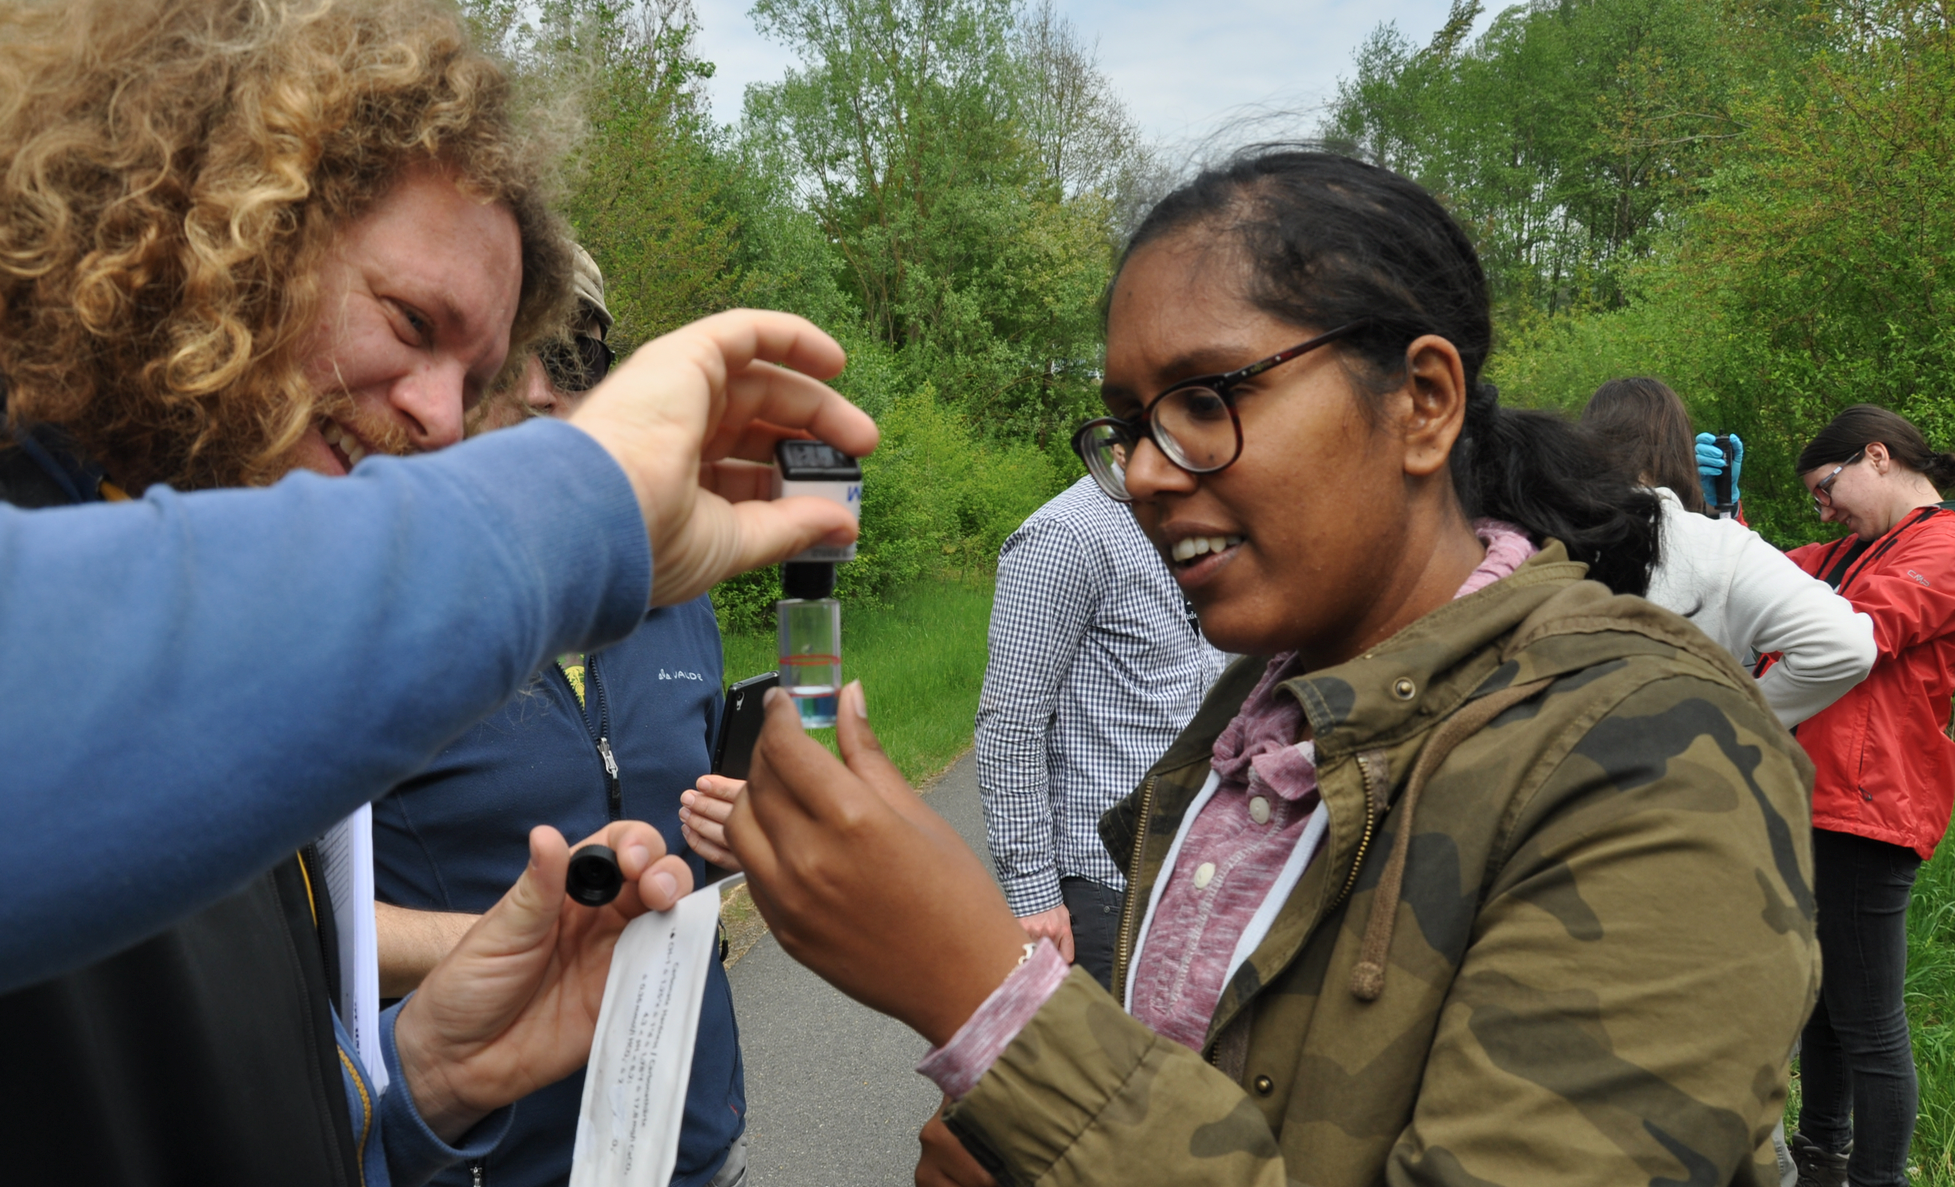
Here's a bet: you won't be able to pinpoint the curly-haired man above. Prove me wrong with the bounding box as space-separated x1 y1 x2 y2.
0 0 575 491
0 2 676 1184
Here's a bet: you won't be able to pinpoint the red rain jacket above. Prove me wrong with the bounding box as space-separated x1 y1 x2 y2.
1788 506 1955 858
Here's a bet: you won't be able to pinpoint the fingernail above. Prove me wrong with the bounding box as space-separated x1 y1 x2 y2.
678 805 690 821
626 844 650 870
653 871 679 900
847 680 867 720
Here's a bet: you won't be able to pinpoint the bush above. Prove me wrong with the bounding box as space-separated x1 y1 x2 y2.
710 385 1071 634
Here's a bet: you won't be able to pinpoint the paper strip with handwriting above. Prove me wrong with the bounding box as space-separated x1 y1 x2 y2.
568 878 727 1187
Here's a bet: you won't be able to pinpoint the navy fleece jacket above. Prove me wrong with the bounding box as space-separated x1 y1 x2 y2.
377 599 744 1187
0 418 651 989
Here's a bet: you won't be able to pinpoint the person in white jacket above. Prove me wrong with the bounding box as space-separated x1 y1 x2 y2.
1587 377 1871 1187
1584 378 1875 727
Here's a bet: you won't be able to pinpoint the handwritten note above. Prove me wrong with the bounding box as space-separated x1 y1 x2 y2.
569 877 727 1187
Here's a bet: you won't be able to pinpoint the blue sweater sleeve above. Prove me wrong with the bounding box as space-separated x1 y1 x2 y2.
0 418 651 990
356 1002 514 1187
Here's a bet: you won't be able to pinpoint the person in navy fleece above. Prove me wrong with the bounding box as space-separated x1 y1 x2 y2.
373 255 752 1187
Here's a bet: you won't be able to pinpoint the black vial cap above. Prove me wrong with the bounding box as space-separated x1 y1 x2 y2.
566 844 625 907
782 561 836 600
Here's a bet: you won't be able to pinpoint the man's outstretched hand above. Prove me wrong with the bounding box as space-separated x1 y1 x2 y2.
392 820 694 1143
568 310 879 607
727 682 1030 1048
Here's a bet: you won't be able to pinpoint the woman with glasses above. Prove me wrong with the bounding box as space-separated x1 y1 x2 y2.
1779 405 1955 1187
726 149 1818 1187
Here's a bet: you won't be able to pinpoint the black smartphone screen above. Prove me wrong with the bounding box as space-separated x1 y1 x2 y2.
712 671 780 780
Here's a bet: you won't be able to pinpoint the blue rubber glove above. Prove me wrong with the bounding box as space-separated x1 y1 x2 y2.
1696 432 1743 507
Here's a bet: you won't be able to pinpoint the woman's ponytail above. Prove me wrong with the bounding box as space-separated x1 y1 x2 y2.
1456 387 1660 596
1924 451 1955 491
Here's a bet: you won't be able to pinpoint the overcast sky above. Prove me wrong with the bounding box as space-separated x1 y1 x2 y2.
688 1 1493 155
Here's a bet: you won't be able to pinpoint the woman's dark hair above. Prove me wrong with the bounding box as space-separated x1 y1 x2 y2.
1581 378 1706 514
1796 404 1955 489
1119 148 1659 595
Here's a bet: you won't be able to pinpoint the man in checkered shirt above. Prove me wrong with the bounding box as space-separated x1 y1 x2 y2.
977 475 1225 987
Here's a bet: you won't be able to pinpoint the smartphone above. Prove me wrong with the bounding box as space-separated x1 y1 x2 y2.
712 671 780 781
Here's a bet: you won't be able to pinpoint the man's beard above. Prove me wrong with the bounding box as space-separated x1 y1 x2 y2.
286 392 420 475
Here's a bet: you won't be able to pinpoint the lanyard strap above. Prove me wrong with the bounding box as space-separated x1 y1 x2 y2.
1835 507 1942 596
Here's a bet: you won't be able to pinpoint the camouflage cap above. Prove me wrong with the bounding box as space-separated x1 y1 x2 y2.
570 243 612 334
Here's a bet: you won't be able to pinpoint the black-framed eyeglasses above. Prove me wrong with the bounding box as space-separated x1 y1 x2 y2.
1812 449 1865 511
541 333 616 394
1070 321 1369 503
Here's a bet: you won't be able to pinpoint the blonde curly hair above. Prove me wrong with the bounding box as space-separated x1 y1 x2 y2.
0 0 576 489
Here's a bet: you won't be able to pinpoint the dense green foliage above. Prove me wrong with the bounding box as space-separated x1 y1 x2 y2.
736 0 1148 448
1903 850 1955 1180
1331 0 1955 547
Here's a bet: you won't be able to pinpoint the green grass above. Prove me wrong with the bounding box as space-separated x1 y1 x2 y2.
721 573 995 784
1783 850 1955 1184
1907 852 1955 1183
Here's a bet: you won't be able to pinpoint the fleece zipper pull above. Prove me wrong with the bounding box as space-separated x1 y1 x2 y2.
598 736 622 820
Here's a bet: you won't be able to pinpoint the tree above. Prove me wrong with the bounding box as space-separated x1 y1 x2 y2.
1487 0 1955 547
1324 0 1757 319
1014 1 1146 201
464 0 746 349
738 0 1137 445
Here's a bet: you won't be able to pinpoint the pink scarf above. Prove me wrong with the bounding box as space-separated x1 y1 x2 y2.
1210 521 1538 800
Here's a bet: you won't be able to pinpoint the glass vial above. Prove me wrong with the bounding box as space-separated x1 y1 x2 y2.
779 563 841 728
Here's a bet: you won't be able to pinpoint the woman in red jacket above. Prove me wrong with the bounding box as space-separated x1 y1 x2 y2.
1785 404 1955 1187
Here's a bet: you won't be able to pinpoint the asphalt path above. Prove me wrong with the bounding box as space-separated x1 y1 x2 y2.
727 750 995 1186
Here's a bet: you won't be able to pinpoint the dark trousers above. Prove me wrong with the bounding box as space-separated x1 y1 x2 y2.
1061 877 1124 990
1797 828 1921 1187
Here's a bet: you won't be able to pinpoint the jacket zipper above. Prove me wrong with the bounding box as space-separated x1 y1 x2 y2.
563 653 622 821
1331 754 1385 911
1111 775 1160 1001
469 1159 485 1186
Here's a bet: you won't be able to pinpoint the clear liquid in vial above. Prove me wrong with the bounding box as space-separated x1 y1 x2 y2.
779 595 843 728
785 678 840 728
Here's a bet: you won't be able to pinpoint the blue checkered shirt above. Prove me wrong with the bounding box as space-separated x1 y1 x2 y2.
976 476 1226 916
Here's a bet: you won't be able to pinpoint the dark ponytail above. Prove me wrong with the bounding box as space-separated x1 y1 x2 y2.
1121 148 1659 595
1798 403 1955 491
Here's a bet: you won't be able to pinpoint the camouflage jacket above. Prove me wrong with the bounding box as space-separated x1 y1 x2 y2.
944 544 1820 1186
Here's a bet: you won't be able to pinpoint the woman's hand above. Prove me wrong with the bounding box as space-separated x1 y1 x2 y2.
680 775 744 870
1013 905 1075 963
567 309 880 607
727 682 1030 1047
392 820 694 1143
916 1098 998 1187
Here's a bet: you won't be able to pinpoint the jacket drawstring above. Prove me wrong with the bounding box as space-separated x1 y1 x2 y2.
1350 676 1552 1002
